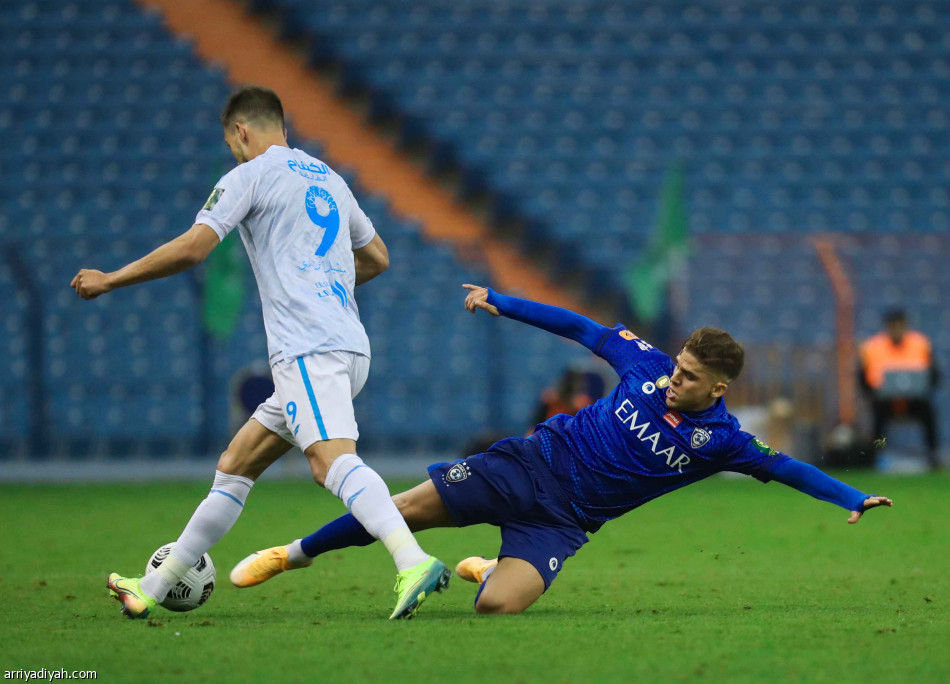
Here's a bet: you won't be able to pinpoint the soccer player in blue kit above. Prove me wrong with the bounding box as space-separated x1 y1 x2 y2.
230 284 893 615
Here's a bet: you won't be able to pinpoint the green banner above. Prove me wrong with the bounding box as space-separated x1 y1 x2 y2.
625 163 689 324
202 232 245 339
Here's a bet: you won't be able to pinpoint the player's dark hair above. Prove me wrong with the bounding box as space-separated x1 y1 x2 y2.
220 86 285 130
683 327 744 382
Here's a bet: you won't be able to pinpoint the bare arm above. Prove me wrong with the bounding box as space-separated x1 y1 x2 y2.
354 233 389 285
71 223 221 300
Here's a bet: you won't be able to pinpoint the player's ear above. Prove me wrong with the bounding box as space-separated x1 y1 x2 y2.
710 380 728 399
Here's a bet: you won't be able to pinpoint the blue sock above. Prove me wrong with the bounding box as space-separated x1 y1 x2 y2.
474 580 488 608
300 513 375 558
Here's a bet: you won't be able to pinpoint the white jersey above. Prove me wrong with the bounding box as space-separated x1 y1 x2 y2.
195 145 375 365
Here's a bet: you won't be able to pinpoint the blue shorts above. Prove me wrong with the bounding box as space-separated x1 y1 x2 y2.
428 437 588 589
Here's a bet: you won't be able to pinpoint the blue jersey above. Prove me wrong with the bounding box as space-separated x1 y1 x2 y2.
529 325 787 532
296 291 875 573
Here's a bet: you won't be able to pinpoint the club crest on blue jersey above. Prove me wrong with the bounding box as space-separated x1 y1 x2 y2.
445 462 471 484
690 427 711 449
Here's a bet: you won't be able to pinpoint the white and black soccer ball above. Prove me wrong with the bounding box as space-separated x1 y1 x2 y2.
144 543 216 612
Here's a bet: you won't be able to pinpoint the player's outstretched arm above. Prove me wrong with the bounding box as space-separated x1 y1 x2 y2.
71 224 220 300
354 234 389 285
767 457 893 524
463 284 608 350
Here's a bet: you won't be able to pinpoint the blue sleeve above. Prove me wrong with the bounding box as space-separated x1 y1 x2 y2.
722 435 869 511
594 324 664 376
486 290 655 375
769 458 871 512
720 432 788 482
486 289 608 351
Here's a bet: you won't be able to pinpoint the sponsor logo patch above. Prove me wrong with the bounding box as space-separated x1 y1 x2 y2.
202 187 225 211
642 381 656 395
288 159 329 179
690 427 711 449
619 330 637 340
752 438 777 456
663 410 683 428
656 375 670 389
614 400 692 473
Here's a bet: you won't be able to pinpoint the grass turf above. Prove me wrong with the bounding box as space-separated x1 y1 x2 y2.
1 471 947 682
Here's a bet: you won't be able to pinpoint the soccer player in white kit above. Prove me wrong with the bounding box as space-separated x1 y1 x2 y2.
71 86 450 620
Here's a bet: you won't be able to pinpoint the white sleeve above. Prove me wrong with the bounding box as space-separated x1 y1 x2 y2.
348 190 377 249
194 167 255 241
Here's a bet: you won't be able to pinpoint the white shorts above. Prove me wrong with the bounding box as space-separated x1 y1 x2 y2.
252 350 370 450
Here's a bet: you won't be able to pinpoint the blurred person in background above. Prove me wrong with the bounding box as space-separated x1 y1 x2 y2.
859 309 941 470
530 368 606 433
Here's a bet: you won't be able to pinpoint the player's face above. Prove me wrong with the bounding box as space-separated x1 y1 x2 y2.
666 350 728 412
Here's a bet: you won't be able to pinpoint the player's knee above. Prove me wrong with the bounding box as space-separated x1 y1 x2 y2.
307 456 334 487
217 448 268 481
393 491 414 518
474 593 527 615
305 445 348 488
216 450 246 477
310 463 329 488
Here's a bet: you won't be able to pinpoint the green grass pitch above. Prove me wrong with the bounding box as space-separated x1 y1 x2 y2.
1 471 947 682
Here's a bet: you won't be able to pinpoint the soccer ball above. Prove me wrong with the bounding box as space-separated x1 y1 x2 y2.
144 543 216 612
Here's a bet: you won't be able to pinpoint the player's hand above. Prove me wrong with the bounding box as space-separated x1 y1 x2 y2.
71 269 113 300
847 495 893 524
463 284 499 316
